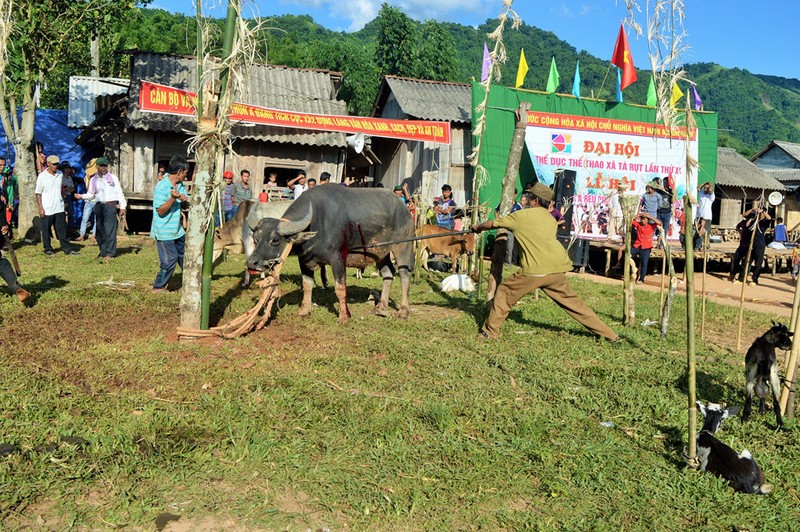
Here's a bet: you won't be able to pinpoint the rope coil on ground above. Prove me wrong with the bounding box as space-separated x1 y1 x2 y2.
177 243 293 340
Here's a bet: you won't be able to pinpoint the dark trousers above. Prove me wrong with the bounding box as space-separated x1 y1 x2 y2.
41 212 72 253
631 246 652 282
153 236 185 289
733 244 766 282
94 203 119 257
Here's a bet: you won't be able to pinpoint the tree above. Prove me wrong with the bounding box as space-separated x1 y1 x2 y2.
375 3 419 78
301 38 380 116
0 0 150 239
416 20 458 81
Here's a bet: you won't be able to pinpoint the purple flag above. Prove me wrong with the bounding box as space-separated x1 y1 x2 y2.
481 42 492 82
692 84 703 111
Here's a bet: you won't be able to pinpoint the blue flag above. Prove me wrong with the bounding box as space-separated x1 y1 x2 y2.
572 61 581 100
616 67 623 103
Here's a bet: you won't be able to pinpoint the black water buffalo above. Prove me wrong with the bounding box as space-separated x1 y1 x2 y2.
247 185 415 322
213 199 293 287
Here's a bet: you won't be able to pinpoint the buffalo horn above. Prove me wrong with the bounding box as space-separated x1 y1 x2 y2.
277 204 313 236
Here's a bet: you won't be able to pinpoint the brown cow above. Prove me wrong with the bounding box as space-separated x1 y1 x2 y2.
416 224 475 273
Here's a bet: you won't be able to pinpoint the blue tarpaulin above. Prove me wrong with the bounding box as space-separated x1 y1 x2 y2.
1 108 90 177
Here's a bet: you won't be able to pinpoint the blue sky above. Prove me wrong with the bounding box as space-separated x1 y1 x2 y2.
151 1 799 80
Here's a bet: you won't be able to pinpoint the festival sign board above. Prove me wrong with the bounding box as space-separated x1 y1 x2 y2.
524 111 698 239
138 81 451 144
472 84 718 241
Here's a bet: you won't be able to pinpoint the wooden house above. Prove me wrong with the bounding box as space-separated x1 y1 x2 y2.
77 51 348 223
752 140 800 230
370 76 472 207
713 147 786 229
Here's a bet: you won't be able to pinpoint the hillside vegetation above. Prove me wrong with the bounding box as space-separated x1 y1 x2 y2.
40 7 800 157
1 235 799 529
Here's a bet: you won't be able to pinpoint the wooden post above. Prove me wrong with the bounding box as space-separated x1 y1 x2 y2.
486 101 530 302
780 306 800 414
659 254 666 322
735 213 759 351
685 193 697 464
621 197 635 325
700 232 709 341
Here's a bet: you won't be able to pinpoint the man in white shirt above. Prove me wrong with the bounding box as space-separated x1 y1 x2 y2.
75 156 127 259
287 171 308 200
35 154 78 256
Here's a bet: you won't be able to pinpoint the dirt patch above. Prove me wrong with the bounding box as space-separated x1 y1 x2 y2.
572 270 797 318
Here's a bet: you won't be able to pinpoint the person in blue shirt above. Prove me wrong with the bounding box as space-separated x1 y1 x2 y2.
433 184 457 230
151 156 190 293
774 217 787 243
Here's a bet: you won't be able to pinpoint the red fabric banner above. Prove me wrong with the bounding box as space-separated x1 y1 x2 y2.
138 81 451 144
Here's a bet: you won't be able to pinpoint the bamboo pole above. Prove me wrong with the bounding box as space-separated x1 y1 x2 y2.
700 231 709 341
786 275 800 375
685 193 697 464
659 253 666 322
781 317 800 415
658 230 678 338
621 197 635 325
735 204 761 351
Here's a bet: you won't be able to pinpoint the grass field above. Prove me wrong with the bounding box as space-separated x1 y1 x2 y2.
1 234 799 530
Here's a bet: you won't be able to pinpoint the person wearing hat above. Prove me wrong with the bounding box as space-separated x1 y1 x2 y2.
222 171 235 221
75 156 126 259
77 158 98 241
639 180 660 219
35 154 78 256
471 183 618 342
433 184 457 230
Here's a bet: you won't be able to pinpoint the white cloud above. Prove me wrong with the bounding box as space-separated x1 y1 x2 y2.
549 4 574 19
280 0 490 31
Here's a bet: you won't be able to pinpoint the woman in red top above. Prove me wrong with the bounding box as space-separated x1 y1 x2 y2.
630 212 662 284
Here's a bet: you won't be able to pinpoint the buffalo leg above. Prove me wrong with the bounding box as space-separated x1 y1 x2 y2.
319 265 329 289
298 263 315 316
328 258 350 323
375 258 395 316
396 242 413 319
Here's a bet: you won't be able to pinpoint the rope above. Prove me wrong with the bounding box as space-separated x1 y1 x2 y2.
177 243 292 340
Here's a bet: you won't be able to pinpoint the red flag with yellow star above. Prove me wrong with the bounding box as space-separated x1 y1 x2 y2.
611 24 637 90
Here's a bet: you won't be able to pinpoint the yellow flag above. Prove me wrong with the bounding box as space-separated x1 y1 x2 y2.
670 82 684 108
515 49 529 88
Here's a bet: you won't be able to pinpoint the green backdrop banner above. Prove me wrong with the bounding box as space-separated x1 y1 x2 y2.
472 84 718 227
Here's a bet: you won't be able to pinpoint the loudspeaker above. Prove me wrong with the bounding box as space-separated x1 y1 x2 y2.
557 234 590 269
553 169 576 237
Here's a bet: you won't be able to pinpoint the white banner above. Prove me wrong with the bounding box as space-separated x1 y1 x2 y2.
524 111 698 240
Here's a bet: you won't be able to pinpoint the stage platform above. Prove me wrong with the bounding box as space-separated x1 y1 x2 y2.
587 239 794 277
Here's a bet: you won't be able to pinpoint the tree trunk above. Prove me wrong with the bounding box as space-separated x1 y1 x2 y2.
179 136 216 329
16 102 39 241
486 101 530 302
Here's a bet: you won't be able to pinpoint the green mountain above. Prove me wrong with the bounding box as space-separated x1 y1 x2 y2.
267 13 800 157
41 8 800 157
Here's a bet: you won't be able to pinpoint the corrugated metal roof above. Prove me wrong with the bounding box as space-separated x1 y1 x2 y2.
124 51 347 147
763 168 800 183
772 140 800 162
383 76 471 123
716 147 787 191
68 76 130 127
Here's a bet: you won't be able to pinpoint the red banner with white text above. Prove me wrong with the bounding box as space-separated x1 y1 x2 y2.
138 81 451 144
